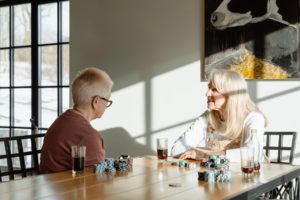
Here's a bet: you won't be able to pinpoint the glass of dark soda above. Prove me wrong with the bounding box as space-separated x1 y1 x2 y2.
72 145 86 174
156 138 168 161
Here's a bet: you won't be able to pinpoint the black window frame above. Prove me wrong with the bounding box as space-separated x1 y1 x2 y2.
0 0 70 137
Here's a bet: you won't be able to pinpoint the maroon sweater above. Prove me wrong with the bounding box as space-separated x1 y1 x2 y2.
39 109 105 173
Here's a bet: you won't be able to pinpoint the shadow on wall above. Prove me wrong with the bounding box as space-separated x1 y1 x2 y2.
71 0 202 91
99 127 155 158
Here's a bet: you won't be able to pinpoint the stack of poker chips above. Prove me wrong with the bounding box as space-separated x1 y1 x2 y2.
216 170 232 182
198 154 231 182
198 171 208 182
93 160 107 173
105 158 116 172
93 158 116 173
198 169 231 182
198 170 217 182
119 155 133 168
93 155 132 174
114 159 129 171
201 155 229 169
178 160 190 168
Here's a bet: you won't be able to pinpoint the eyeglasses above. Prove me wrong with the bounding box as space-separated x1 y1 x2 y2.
93 95 113 108
100 97 113 108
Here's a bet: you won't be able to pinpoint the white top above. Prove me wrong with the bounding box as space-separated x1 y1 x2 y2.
171 111 265 162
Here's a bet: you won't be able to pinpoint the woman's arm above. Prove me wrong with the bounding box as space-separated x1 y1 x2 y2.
179 147 225 160
179 112 266 161
171 112 209 157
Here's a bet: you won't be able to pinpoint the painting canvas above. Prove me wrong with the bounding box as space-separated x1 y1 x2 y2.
204 0 300 80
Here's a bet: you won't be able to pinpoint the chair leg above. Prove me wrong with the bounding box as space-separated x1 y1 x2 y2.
288 181 293 200
296 177 300 200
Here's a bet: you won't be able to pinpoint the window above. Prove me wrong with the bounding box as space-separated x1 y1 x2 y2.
0 0 70 138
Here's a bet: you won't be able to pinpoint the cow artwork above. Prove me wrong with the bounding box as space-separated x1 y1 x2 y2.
210 0 296 30
204 0 300 79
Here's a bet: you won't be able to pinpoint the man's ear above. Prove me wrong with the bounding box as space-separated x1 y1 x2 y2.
91 96 97 108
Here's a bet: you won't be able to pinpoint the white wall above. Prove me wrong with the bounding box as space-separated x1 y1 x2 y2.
71 0 300 164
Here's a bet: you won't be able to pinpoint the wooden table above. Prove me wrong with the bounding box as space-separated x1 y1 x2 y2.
0 156 299 200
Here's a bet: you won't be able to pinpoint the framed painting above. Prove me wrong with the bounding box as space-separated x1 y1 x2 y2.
204 0 300 80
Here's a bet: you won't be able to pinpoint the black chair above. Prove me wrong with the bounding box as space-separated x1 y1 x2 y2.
263 131 298 199
0 134 45 182
264 131 297 164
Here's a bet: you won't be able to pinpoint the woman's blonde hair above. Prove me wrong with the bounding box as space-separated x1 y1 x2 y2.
207 69 266 141
72 67 113 107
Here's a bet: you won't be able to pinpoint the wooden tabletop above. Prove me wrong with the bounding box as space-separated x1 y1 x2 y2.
0 156 299 200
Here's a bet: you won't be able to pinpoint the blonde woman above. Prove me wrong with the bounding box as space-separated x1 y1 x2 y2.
171 69 267 161
39 67 113 173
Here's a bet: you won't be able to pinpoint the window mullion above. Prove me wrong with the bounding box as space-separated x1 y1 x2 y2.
57 2 62 115
31 0 39 134
9 5 14 137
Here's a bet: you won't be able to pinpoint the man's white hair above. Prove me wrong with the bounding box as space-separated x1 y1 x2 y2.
72 67 113 107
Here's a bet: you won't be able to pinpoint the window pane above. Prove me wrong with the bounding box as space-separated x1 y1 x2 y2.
14 89 31 127
10 140 18 154
14 129 30 137
62 88 69 112
13 4 31 46
14 48 31 86
0 89 9 126
24 155 33 168
0 49 9 87
281 150 290 163
62 44 69 85
39 3 57 44
40 46 57 86
0 128 9 138
0 138 8 173
12 157 20 168
36 136 44 150
0 7 9 47
282 135 293 148
0 159 8 178
270 135 279 147
41 88 57 128
269 150 278 162
62 1 69 42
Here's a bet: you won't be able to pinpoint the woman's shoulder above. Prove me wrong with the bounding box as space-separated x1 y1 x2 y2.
195 110 210 121
244 111 265 124
200 110 210 118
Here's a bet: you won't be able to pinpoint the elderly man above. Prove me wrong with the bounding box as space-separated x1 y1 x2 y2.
39 67 113 173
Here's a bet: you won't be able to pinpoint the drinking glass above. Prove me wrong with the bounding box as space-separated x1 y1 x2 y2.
240 146 254 175
72 145 86 174
156 138 168 161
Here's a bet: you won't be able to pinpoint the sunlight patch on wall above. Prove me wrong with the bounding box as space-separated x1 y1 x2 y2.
135 137 146 146
255 81 300 131
91 82 145 138
151 61 207 131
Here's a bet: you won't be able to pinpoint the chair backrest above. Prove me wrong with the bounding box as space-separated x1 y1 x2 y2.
263 131 297 164
0 134 45 182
